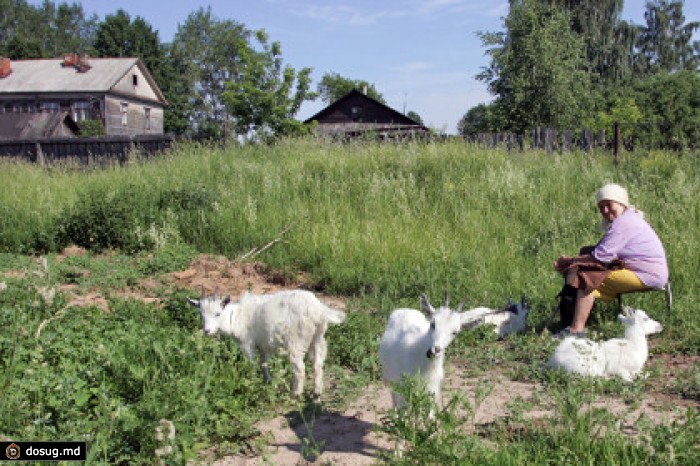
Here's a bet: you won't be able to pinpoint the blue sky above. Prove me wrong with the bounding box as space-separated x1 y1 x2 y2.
35 1 700 134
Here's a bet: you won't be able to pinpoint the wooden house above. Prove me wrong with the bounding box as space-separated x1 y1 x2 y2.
0 54 167 137
304 89 428 139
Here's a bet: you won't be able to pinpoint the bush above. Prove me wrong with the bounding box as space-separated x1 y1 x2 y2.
54 184 158 253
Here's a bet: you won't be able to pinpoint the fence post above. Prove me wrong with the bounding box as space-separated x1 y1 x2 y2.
613 121 621 166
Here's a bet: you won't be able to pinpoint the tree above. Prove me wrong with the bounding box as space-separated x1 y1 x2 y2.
93 9 165 80
457 103 498 136
635 0 700 73
406 111 424 126
222 29 316 138
0 0 97 59
477 0 591 132
317 72 385 104
169 7 252 138
38 1 98 57
544 0 631 84
633 70 700 148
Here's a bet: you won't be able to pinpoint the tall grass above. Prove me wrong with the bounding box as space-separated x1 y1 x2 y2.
2 139 697 314
1 138 698 463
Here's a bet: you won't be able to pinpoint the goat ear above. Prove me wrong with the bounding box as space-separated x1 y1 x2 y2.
186 297 200 307
420 294 434 315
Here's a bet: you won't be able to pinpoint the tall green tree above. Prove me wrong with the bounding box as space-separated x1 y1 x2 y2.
0 0 96 58
93 9 165 80
477 0 590 132
317 72 385 104
169 7 251 138
222 29 315 138
543 0 633 84
38 1 97 57
635 0 700 73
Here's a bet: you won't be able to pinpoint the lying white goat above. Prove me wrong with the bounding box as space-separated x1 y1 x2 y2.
464 295 530 338
379 293 495 408
547 306 662 382
187 288 345 398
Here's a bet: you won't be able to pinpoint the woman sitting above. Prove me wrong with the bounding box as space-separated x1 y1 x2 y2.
553 183 668 337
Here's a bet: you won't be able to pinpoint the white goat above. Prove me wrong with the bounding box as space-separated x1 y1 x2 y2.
379 293 495 409
465 295 530 338
547 306 662 382
187 288 346 398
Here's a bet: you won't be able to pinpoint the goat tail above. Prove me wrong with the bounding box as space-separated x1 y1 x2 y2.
324 306 346 325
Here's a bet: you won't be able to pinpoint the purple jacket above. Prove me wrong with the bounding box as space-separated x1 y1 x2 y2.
593 209 668 288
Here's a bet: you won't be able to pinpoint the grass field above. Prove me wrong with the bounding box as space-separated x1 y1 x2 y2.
0 138 698 464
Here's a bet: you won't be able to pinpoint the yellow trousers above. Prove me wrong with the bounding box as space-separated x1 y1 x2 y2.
592 269 649 302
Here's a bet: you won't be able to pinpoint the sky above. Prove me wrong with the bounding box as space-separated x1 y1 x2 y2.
32 0 700 134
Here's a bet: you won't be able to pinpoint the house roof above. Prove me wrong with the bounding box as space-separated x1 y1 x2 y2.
0 57 167 105
0 112 80 139
304 89 425 128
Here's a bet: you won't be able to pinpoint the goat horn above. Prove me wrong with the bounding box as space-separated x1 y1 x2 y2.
456 299 466 312
443 291 449 308
214 287 219 300
200 285 206 300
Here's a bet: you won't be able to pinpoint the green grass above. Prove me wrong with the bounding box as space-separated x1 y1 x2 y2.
0 138 698 464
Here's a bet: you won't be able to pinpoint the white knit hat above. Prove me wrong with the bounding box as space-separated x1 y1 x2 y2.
596 183 629 207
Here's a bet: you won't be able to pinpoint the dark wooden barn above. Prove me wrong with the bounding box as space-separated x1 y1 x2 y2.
304 89 428 139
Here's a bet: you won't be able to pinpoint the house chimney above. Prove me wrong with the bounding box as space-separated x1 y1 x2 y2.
0 57 11 78
62 53 78 67
77 53 91 73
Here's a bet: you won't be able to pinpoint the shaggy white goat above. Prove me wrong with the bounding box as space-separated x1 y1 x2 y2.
547 306 661 382
379 293 495 408
187 288 345 398
465 295 530 338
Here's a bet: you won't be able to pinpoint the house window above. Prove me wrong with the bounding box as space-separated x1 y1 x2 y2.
144 107 151 130
73 101 91 121
40 102 59 113
133 74 138 86
120 102 128 126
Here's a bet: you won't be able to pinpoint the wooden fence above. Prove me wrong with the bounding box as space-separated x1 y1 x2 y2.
466 127 608 153
0 134 175 165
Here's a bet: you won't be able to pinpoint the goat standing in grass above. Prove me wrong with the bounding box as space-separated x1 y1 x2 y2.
547 306 661 382
187 288 345 398
379 293 495 409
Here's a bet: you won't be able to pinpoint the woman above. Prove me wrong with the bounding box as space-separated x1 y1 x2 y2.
553 183 668 337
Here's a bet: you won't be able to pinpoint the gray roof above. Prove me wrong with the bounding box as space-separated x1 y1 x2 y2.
0 57 166 104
